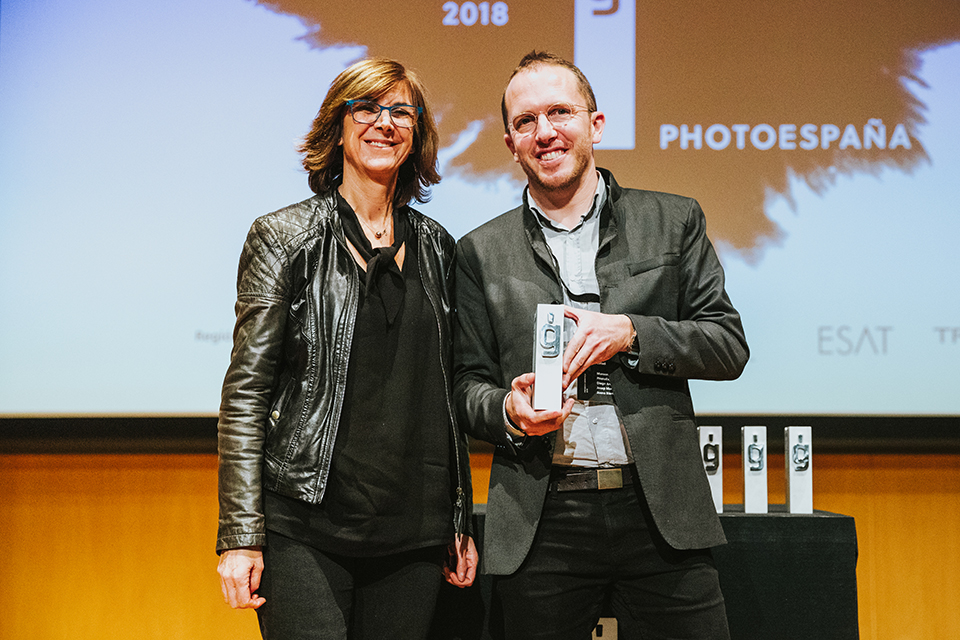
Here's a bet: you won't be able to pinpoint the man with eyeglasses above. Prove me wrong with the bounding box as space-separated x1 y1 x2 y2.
453 51 749 640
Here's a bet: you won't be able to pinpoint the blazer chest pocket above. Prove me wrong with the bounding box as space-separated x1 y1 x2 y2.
627 252 680 276
605 253 681 316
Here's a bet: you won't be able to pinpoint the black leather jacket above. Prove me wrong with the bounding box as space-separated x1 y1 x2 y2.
217 191 471 553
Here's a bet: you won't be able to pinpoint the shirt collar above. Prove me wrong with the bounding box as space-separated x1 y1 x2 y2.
528 171 607 233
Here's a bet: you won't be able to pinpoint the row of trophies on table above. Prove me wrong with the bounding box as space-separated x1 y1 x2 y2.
698 426 813 514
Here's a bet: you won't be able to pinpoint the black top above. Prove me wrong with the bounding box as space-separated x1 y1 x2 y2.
265 206 453 557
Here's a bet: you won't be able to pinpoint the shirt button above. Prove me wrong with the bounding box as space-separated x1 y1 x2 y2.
592 418 599 424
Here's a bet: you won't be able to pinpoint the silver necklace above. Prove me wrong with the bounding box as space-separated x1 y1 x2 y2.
357 209 391 240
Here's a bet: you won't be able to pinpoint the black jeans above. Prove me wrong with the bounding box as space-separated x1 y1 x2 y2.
495 481 730 640
256 529 445 640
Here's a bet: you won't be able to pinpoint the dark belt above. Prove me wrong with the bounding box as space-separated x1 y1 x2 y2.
549 465 634 492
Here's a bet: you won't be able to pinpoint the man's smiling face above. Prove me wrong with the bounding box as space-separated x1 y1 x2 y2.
503 65 604 202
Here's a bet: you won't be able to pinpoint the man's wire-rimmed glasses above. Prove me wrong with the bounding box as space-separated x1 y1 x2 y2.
346 99 422 129
510 103 591 135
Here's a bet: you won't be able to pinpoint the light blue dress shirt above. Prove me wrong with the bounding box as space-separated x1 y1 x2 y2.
527 174 633 467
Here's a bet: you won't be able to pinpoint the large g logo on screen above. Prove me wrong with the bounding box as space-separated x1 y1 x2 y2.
574 0 635 150
593 0 619 15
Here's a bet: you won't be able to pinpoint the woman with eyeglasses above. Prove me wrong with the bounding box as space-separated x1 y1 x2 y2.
216 57 477 639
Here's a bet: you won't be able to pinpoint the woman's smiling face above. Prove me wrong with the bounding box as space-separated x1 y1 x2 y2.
340 84 415 186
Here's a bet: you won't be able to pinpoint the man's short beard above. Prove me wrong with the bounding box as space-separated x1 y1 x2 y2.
522 147 591 196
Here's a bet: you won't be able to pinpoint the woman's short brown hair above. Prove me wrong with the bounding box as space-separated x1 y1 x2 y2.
299 58 441 206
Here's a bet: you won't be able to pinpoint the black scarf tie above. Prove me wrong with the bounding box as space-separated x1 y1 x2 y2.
336 190 407 325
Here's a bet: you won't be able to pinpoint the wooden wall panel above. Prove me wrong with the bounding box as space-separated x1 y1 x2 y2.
0 454 260 640
2 452 957 640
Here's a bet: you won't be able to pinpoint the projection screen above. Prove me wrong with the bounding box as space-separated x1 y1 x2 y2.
1 0 959 420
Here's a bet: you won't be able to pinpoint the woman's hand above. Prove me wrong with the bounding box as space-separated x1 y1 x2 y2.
218 547 266 609
443 534 478 588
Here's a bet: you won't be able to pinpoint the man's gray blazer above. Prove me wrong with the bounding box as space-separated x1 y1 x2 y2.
453 168 749 575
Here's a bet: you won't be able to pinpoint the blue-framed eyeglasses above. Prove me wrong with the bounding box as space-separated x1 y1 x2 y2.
346 99 422 129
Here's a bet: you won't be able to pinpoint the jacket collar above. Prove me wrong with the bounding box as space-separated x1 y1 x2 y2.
597 167 620 253
521 167 622 265
521 191 557 277
318 187 428 248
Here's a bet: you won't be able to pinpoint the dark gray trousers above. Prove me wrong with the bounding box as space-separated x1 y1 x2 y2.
495 476 730 640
